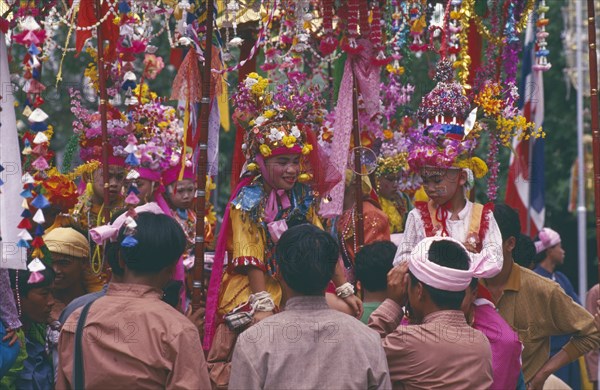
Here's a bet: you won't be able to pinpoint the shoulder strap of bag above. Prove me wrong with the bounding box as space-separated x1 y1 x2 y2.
73 300 94 390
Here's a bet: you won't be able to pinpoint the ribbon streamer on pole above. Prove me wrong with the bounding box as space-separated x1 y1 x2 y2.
351 76 365 247
95 0 111 224
192 0 215 311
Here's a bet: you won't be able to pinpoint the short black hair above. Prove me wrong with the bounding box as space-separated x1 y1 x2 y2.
493 203 521 242
9 266 55 297
276 224 339 295
105 241 124 277
104 210 128 277
118 212 187 274
410 240 470 310
515 234 536 267
355 241 396 292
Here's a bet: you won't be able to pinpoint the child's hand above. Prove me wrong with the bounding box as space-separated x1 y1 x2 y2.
2 328 19 347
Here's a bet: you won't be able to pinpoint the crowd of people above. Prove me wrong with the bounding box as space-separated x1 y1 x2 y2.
2 69 600 390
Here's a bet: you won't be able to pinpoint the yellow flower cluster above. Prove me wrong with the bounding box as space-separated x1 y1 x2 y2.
495 115 546 146
282 134 297 148
473 83 504 117
133 83 158 104
377 153 409 177
453 157 489 178
259 144 272 157
70 161 101 179
385 64 405 75
247 72 269 96
301 143 313 155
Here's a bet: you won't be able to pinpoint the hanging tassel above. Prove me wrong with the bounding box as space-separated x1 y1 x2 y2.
178 100 190 181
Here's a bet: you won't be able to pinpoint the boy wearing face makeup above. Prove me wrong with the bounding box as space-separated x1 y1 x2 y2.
393 61 504 276
203 74 348 388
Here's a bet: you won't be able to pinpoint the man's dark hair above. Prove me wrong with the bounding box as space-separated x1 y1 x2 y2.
409 240 470 310
515 234 537 267
10 266 56 297
355 241 396 292
493 203 520 242
494 203 537 266
276 224 338 295
105 241 124 277
118 212 187 274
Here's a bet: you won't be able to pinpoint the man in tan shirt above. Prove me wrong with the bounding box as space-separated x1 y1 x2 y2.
56 212 211 389
229 224 391 390
483 204 600 389
369 237 494 389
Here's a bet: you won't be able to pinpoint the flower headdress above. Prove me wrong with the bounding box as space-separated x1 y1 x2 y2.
232 73 340 197
71 89 129 166
407 60 484 176
120 100 182 174
233 73 323 178
37 168 78 213
377 128 422 192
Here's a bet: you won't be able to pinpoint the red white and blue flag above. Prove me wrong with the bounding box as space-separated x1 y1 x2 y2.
505 16 545 237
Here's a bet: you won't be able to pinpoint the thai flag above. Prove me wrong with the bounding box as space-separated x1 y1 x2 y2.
505 16 545 237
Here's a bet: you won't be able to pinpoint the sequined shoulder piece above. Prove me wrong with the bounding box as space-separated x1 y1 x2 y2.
230 184 264 213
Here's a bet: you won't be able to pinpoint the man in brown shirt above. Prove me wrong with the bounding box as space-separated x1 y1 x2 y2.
56 212 211 389
369 237 493 389
229 224 391 390
483 204 600 388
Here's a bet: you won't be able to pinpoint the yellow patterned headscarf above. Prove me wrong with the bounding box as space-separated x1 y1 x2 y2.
44 228 90 259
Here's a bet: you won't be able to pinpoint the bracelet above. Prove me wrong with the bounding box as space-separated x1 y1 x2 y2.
249 291 276 312
335 282 355 298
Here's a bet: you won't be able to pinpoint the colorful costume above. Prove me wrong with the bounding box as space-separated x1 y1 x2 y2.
204 74 340 387
394 60 503 276
337 171 390 271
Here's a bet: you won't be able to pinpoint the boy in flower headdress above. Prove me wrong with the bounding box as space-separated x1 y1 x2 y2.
337 169 390 275
204 74 350 387
394 61 503 279
162 160 217 271
70 94 129 292
374 131 420 235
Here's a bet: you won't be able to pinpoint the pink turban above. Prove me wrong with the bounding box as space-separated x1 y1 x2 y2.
534 228 561 254
409 236 501 292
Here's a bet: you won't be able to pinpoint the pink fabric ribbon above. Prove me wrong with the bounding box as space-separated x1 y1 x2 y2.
267 220 288 243
264 189 290 223
256 155 291 223
89 202 165 244
319 39 381 218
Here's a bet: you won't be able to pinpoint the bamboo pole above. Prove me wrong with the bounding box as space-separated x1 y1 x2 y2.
586 0 600 284
95 0 110 224
192 0 214 310
351 74 364 248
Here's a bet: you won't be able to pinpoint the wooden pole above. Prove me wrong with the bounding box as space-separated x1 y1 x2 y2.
192 0 214 310
586 0 600 284
95 0 110 224
351 74 364 248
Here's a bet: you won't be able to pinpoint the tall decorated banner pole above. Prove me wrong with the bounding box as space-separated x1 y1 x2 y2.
95 0 111 224
587 0 600 285
351 76 365 247
192 0 215 310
